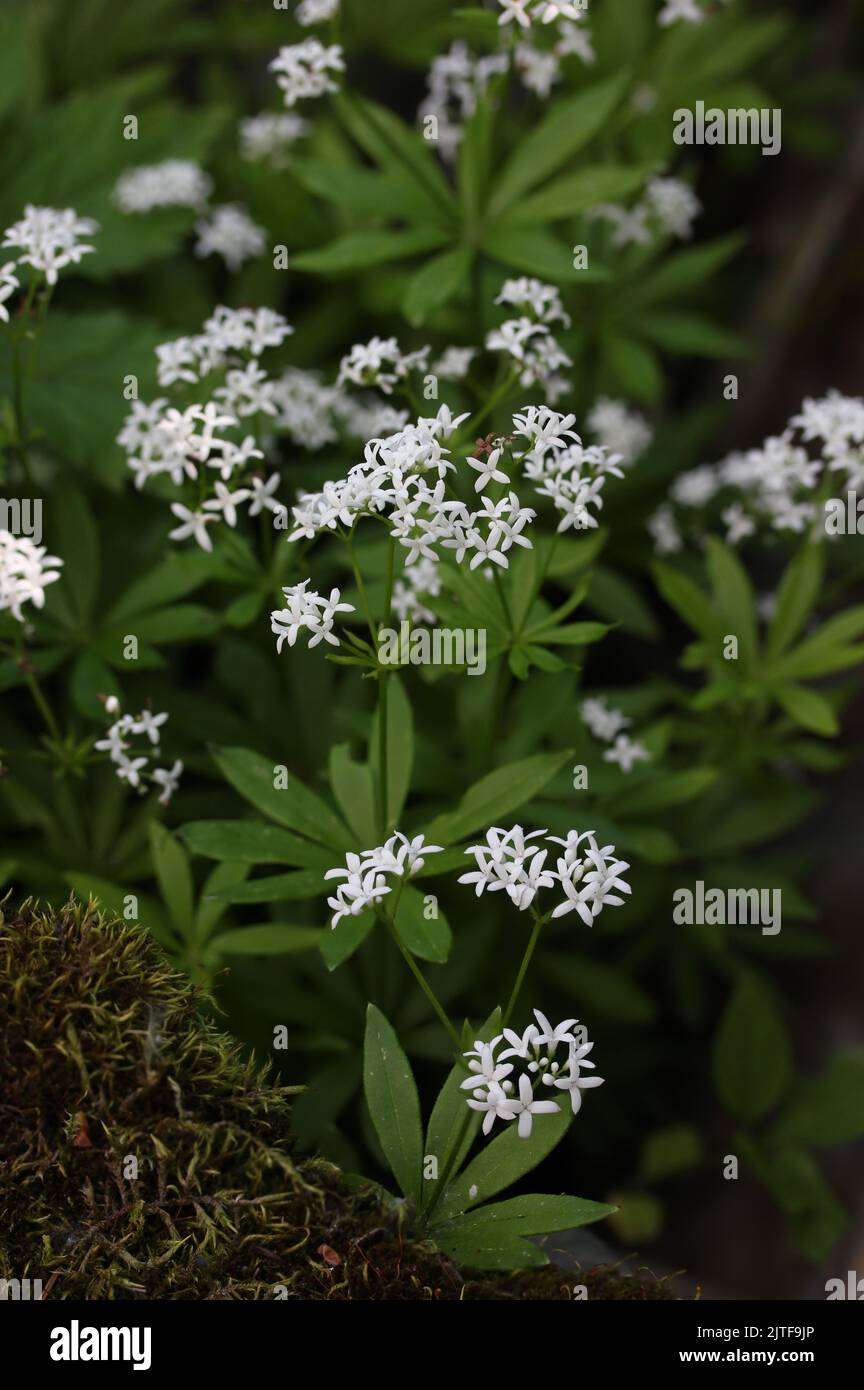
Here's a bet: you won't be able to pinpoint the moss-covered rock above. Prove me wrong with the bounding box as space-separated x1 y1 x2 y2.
0 900 673 1300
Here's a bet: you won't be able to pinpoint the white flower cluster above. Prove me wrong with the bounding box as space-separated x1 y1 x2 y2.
0 532 63 623
658 0 728 25
459 824 631 925
486 277 572 400
296 0 339 22
337 336 430 397
113 160 213 214
271 580 354 653
418 43 509 161
649 390 864 552
287 404 542 577
240 113 310 167
463 1010 604 1139
269 39 345 107
95 696 182 803
392 554 442 625
118 306 299 548
112 159 263 272
587 397 652 466
496 1 588 29
589 175 702 248
434 346 477 382
2 205 98 287
325 833 443 927
581 697 650 774
194 203 267 272
514 404 625 534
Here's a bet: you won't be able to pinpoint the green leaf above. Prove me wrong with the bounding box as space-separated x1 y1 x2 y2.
403 246 472 326
482 224 606 284
713 975 791 1124
53 486 100 622
776 1052 864 1146
180 820 334 868
626 235 744 306
370 675 414 827
423 750 572 847
106 551 221 624
766 543 825 659
775 684 839 737
194 861 249 943
588 566 659 640
504 164 653 225
638 310 747 358
705 538 757 662
422 1009 501 1214
334 92 455 225
203 870 324 904
320 910 375 971
15 311 162 475
393 884 452 965
363 1004 424 1201
148 822 194 939
653 562 719 640
211 746 353 852
434 1103 573 1223
290 226 450 273
489 74 629 214
209 925 323 956
328 745 377 845
608 767 717 818
434 1194 615 1270
602 332 662 404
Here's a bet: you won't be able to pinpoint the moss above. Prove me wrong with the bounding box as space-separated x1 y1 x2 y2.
0 899 674 1300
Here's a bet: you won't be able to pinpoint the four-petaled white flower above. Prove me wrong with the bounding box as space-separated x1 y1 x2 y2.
271 579 354 653
168 504 218 552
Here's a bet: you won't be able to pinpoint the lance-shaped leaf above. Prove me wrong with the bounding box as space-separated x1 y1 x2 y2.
363 1004 424 1201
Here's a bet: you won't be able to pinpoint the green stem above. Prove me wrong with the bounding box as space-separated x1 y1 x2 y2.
503 912 546 1027
381 913 461 1050
492 566 512 632
376 536 397 838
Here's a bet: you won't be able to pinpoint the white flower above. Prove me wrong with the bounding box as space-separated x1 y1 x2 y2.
531 1009 579 1051
648 503 683 555
240 113 310 165
130 709 168 745
459 824 554 910
551 838 632 925
153 760 184 806
497 0 533 29
269 39 345 107
116 755 149 789
0 262 20 323
245 474 283 520
645 176 702 240
511 1072 560 1138
658 0 706 26
581 697 631 742
2 205 98 285
194 204 266 271
203 481 251 527
434 347 477 380
467 1081 520 1136
113 160 212 213
326 866 391 928
0 532 63 621
587 397 652 464
536 1 585 20
271 580 354 652
495 277 570 328
324 833 443 929
467 446 510 494
552 1040 605 1114
603 734 650 774
722 502 756 546
168 504 218 552
296 0 340 23
374 832 443 878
